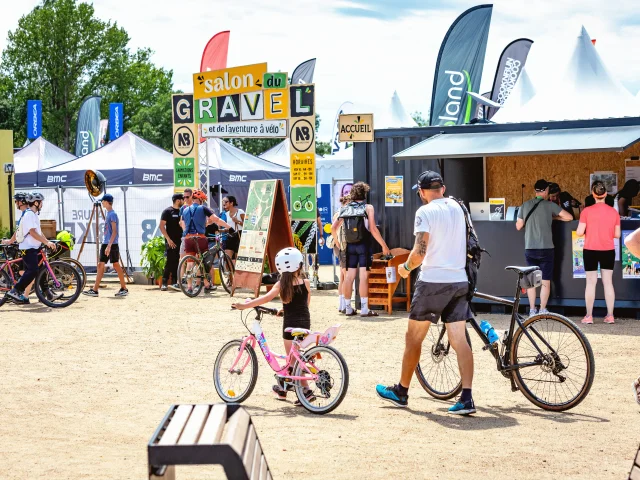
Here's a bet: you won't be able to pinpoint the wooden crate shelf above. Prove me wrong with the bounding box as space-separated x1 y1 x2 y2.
367 248 411 314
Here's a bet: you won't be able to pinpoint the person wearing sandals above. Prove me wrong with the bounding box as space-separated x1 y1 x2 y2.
331 182 390 317
623 228 640 404
576 181 620 325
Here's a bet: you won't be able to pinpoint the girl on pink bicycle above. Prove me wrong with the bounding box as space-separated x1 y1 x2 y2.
233 247 314 404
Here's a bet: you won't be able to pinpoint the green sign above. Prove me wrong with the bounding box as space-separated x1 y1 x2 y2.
174 157 195 187
244 180 277 232
263 72 288 89
195 98 218 124
290 185 316 221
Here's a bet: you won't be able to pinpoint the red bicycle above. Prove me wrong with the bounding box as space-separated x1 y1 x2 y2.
0 244 83 308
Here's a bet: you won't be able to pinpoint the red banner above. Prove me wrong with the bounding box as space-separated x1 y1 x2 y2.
200 31 230 72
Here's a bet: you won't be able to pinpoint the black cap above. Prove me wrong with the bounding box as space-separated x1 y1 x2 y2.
591 180 607 197
548 182 560 195
412 170 444 190
534 179 549 191
172 193 184 202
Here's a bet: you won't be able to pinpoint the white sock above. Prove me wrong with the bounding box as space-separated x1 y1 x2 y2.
345 299 353 313
339 295 344 309
361 297 369 314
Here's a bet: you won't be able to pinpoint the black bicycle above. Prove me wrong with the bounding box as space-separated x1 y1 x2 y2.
415 266 595 411
177 234 235 297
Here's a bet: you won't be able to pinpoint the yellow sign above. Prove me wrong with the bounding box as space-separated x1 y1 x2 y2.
489 198 505 221
0 130 14 231
193 63 268 99
339 114 374 142
264 89 289 120
385 176 403 207
290 152 316 185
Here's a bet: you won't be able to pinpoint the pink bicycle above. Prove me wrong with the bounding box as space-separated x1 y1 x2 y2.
213 306 349 414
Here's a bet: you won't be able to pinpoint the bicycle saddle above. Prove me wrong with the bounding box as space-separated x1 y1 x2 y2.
284 327 311 337
505 266 540 275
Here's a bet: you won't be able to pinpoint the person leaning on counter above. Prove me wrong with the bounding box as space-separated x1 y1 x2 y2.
516 179 573 317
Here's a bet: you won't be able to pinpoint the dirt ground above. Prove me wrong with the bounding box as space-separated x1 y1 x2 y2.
1 268 639 480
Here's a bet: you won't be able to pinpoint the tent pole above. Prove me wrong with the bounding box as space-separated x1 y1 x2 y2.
218 182 222 212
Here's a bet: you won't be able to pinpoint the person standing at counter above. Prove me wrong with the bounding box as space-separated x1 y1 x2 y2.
576 181 620 325
549 182 580 220
616 179 639 217
516 179 573 316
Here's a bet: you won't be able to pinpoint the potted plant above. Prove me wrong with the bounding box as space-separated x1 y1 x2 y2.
140 236 166 287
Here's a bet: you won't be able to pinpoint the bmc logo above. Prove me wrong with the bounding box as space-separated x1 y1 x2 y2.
143 173 163 182
47 175 67 183
229 175 247 182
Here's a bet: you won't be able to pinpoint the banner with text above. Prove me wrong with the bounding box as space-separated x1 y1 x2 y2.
487 38 533 120
26 100 42 139
171 94 197 191
109 103 124 141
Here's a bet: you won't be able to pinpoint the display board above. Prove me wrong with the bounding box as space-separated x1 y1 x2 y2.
171 94 198 191
338 114 374 142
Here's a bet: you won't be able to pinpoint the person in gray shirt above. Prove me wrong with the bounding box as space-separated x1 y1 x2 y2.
516 179 573 316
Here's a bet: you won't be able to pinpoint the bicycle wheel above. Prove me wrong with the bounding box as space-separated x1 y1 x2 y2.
0 267 13 294
292 345 349 414
35 261 82 308
61 258 87 289
213 339 259 403
415 323 472 400
304 201 314 212
178 255 204 297
218 251 234 294
511 313 595 411
293 200 302 212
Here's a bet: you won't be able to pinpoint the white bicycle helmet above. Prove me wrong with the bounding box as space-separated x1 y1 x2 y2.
274 247 304 273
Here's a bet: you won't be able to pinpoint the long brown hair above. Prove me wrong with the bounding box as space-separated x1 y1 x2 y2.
279 268 304 304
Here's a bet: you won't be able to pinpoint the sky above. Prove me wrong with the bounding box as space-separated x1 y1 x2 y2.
2 0 640 142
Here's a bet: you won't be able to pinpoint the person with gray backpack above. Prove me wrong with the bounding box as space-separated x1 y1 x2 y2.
331 182 390 317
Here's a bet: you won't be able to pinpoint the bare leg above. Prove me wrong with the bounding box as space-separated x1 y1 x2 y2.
446 321 474 389
527 287 537 310
601 269 615 317
539 280 551 310
358 267 369 298
112 262 126 290
343 268 357 311
93 262 106 291
399 320 432 388
584 271 598 317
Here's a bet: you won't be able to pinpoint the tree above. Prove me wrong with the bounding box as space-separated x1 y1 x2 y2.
411 111 429 127
128 90 174 151
0 0 173 150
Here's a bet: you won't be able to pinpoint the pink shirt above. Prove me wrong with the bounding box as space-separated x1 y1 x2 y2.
579 203 620 251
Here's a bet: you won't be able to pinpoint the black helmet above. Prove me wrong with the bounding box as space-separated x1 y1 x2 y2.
13 192 27 202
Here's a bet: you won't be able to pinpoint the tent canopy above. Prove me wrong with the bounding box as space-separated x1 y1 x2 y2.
257 140 290 168
394 125 640 160
37 132 172 187
376 91 418 129
14 137 75 187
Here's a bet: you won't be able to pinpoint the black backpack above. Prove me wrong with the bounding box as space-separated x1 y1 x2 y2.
452 198 488 302
339 201 368 244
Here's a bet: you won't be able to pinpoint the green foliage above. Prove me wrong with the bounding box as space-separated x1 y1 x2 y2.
411 111 429 127
128 90 175 151
225 137 282 157
316 141 332 156
0 0 173 150
0 226 11 239
140 235 166 279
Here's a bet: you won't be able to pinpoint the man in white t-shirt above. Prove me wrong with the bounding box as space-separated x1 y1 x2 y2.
375 171 476 415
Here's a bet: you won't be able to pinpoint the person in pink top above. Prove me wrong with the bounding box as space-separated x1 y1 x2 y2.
576 181 621 324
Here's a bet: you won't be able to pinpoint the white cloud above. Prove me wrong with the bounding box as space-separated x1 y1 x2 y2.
1 0 639 142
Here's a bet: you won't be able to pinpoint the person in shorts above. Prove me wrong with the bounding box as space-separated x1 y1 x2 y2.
375 171 476 415
331 195 350 313
83 194 128 297
516 179 572 316
220 195 244 262
576 181 620 324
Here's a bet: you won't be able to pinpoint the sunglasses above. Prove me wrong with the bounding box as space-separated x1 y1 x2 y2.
183 195 191 199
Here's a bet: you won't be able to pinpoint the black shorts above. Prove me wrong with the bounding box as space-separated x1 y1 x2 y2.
525 248 554 281
283 316 311 340
99 244 120 264
409 281 472 324
346 242 372 270
583 249 615 271
223 233 240 256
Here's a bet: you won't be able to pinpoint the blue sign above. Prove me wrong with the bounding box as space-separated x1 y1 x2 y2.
109 103 124 141
26 100 42 139
317 183 333 266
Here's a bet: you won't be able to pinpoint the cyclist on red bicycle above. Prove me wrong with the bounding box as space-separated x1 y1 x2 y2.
2 192 56 305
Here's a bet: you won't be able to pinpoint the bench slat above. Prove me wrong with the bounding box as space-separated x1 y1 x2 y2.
178 404 209 445
243 424 257 472
635 447 640 466
267 472 272 480
222 407 251 454
159 405 193 446
630 465 640 480
198 404 227 445
259 455 268 480
251 440 262 480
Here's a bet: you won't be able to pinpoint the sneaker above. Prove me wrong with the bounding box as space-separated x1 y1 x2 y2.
539 308 550 315
45 289 64 302
115 288 128 297
82 288 99 297
6 288 29 304
169 283 181 291
375 384 408 407
632 378 640 406
528 308 538 318
448 398 476 415
272 384 287 401
160 284 168 292
294 388 317 406
186 288 193 296
204 285 217 292
604 315 615 324
338 309 346 314
581 315 593 324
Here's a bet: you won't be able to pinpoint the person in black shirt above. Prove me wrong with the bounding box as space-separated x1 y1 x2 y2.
159 193 184 291
549 183 581 220
616 179 640 217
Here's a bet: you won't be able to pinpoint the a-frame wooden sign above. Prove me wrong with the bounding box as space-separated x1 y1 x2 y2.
232 179 293 297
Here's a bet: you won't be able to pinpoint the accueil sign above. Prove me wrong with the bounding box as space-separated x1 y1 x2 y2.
338 114 374 142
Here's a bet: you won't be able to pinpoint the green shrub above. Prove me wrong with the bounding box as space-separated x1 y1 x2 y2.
140 236 166 279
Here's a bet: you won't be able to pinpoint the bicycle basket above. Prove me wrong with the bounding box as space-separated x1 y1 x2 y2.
521 269 542 289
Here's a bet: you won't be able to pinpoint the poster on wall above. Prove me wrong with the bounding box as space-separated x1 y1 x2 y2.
590 171 618 194
625 159 640 183
622 230 640 279
489 198 505 220
385 176 403 206
332 180 353 213
292 220 318 254
571 232 586 278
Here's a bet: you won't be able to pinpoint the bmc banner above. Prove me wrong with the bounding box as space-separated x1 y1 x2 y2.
109 103 124 141
75 96 102 157
486 38 533 120
429 5 493 126
26 100 42 139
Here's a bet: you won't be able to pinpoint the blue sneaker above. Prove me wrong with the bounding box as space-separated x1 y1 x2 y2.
448 398 476 415
375 384 408 407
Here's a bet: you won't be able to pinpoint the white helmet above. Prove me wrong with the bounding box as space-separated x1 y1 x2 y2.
275 247 304 273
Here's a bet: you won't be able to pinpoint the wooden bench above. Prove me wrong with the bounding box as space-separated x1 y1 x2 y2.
148 404 273 480
629 444 640 480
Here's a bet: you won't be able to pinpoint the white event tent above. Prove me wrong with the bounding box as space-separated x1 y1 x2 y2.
14 137 75 188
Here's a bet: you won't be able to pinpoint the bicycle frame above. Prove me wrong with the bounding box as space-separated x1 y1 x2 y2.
0 248 61 290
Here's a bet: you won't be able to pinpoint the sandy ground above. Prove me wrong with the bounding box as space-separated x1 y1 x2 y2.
1 267 639 480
